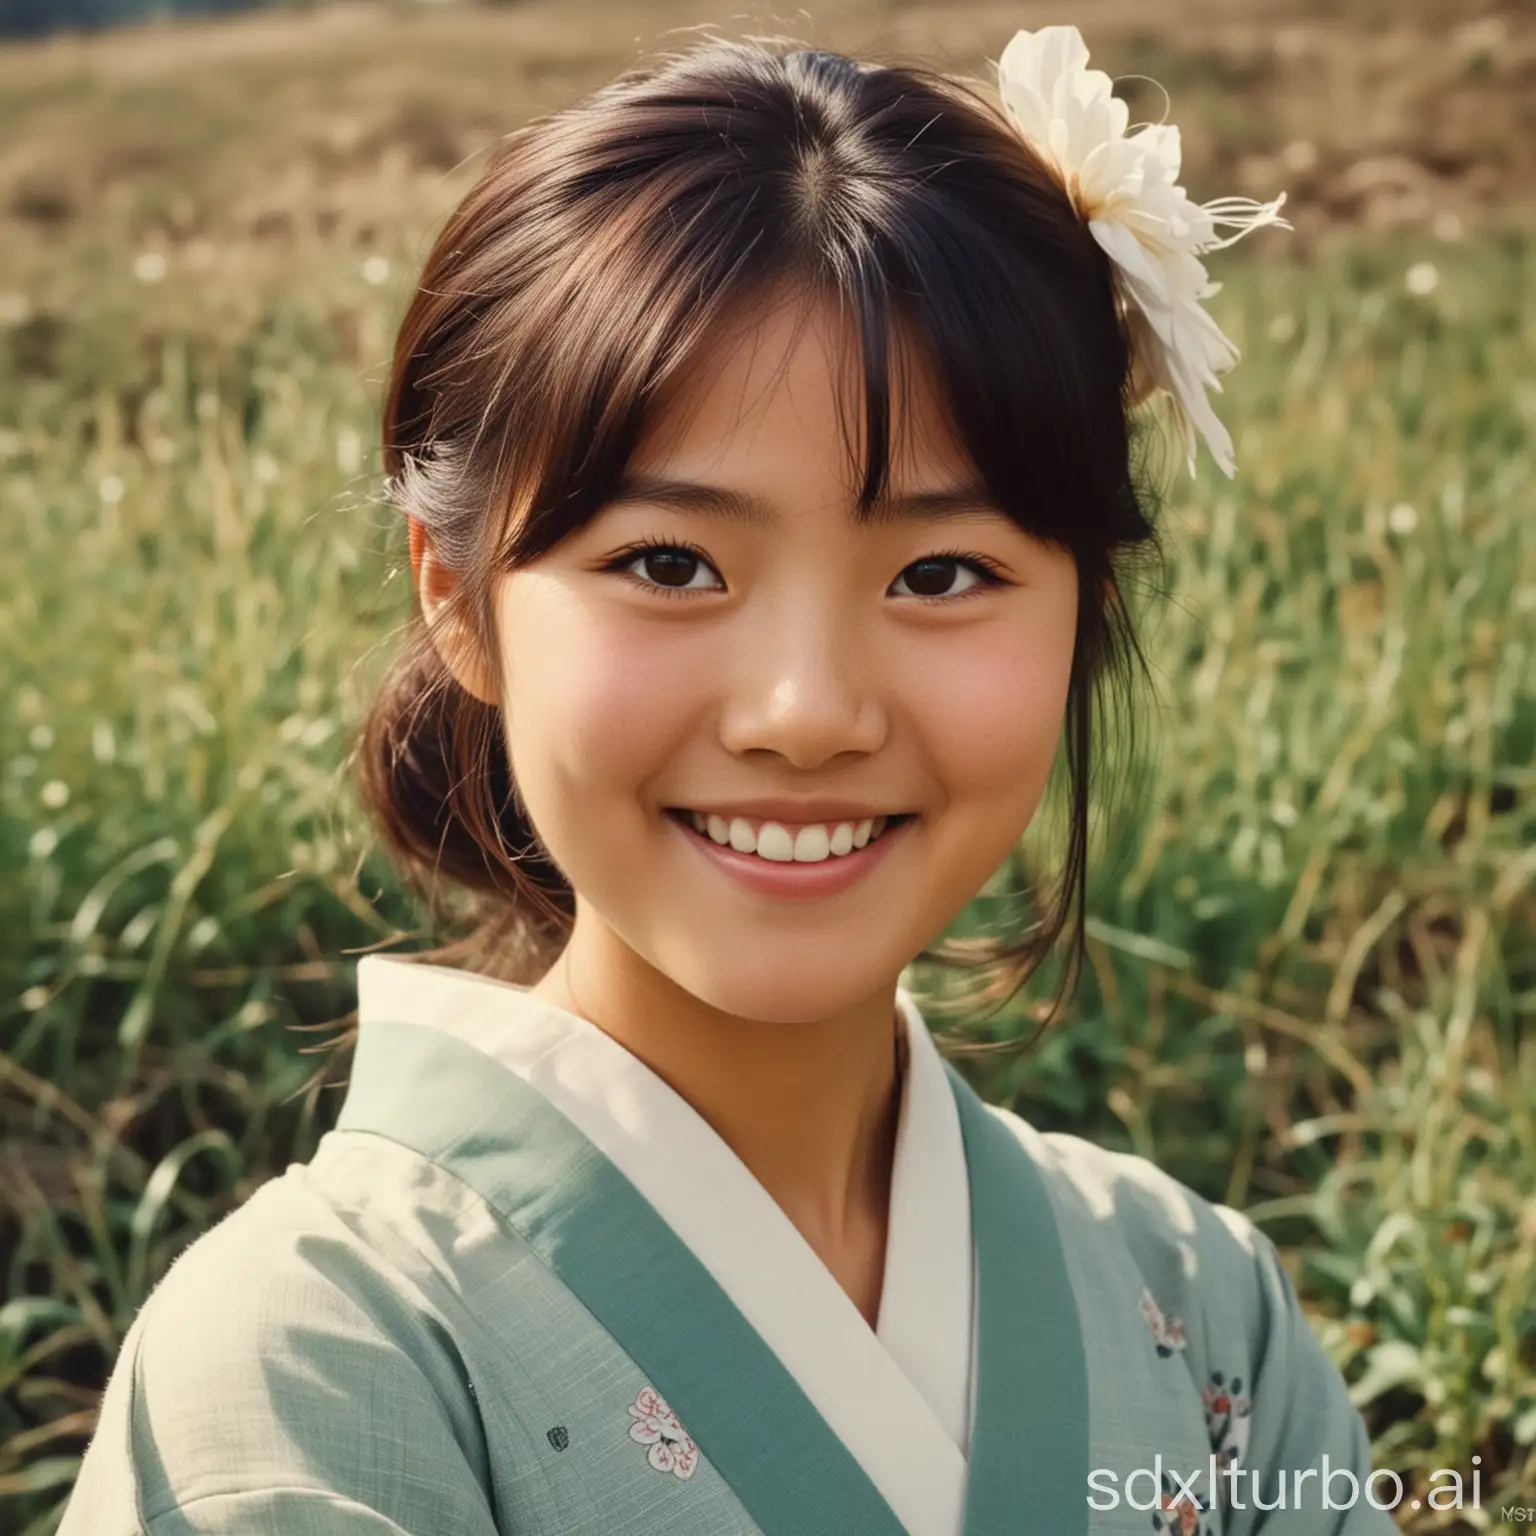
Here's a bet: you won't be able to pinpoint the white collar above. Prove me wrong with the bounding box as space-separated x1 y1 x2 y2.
356 954 974 1536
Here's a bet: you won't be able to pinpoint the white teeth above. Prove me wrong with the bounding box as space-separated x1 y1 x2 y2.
682 811 899 862
791 825 829 862
758 823 796 862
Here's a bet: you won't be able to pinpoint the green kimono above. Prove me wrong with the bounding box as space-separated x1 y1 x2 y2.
57 958 1396 1534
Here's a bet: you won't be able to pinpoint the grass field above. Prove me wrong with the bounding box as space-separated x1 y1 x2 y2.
1 1 1533 1530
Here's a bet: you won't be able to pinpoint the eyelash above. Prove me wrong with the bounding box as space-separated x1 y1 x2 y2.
597 534 1011 605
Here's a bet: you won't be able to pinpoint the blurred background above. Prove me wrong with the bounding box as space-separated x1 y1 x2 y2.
1 0 1532 1531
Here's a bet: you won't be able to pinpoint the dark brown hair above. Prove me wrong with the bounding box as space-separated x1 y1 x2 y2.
347 32 1168 1037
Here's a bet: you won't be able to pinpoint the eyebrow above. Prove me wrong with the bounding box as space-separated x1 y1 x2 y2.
606 471 1004 526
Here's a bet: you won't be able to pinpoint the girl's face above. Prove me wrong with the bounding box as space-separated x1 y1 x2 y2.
458 293 1079 1022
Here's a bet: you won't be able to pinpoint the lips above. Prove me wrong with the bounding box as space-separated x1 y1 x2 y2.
665 806 915 899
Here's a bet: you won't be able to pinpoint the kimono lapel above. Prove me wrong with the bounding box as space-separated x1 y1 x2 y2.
337 1012 911 1536
354 957 971 1536
944 1061 1090 1536
878 992 975 1457
342 961 1085 1535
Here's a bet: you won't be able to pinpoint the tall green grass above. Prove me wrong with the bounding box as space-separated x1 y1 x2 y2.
1 220 1532 1533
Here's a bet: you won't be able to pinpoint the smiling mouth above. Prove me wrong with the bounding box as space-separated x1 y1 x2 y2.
664 808 916 864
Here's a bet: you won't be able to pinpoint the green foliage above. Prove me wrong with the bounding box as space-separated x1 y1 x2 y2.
1 218 1533 1532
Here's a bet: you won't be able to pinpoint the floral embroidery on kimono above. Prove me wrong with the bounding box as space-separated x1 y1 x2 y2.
1202 1369 1253 1474
627 1384 700 1480
1150 1467 1216 1535
1139 1286 1187 1357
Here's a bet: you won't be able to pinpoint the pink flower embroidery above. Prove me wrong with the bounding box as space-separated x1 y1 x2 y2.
1154 1488 1207 1534
1202 1370 1253 1474
627 1384 699 1481
1151 1466 1215 1534
1139 1287 1187 1357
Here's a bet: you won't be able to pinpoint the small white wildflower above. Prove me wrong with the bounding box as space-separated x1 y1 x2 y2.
28 724 54 750
1440 479 1465 529
1405 261 1439 296
1432 210 1463 243
237 999 270 1029
0 291 33 326
336 427 362 474
362 255 390 286
39 778 70 809
251 450 280 484
1270 801 1299 827
1387 502 1418 535
29 827 59 861
330 532 359 571
146 435 177 464
133 251 168 284
1279 139 1317 174
98 474 125 504
187 915 220 952
21 986 50 1012
93 720 117 763
1267 312 1297 344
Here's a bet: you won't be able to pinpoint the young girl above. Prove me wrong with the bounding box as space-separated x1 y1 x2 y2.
60 24 1399 1536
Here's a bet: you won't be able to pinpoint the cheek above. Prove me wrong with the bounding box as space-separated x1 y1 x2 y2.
914 625 1075 811
498 588 692 803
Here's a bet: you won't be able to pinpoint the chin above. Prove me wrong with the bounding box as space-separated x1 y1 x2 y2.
665 943 909 1026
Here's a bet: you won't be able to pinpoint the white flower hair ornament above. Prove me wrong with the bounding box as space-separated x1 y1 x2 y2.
994 25 1292 478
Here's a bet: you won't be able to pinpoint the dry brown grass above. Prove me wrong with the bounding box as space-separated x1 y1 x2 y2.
0 0 1530 324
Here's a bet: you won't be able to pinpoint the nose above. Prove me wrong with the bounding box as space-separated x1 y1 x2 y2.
715 599 888 769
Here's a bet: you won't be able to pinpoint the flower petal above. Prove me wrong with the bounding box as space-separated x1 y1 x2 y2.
994 20 1288 476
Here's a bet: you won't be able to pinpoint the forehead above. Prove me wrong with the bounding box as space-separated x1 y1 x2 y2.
632 285 969 481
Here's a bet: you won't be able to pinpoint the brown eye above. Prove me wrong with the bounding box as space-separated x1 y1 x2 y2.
606 539 724 595
889 551 1008 602
905 559 956 596
640 549 702 587
894 558 974 598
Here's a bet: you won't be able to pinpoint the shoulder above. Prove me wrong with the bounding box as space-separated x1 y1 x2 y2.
981 1102 1282 1344
73 1136 496 1532
974 1114 1388 1527
133 1132 493 1413
134 1135 460 1347
982 1100 1265 1254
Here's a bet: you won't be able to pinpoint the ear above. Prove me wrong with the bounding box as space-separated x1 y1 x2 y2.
409 516 500 707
